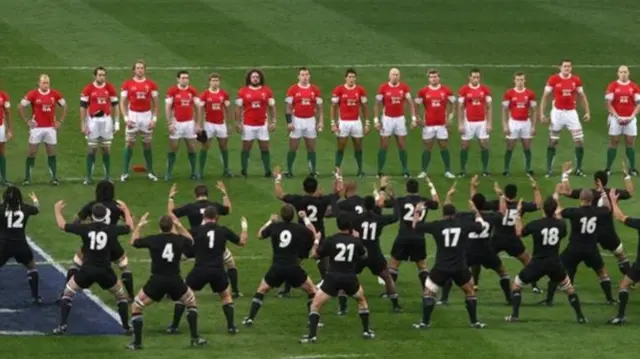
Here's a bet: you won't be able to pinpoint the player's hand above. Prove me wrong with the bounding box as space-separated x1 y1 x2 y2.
298 210 306 218
287 123 294 132
149 120 157 130
116 200 129 213
374 119 381 131
493 181 503 196
216 181 227 195
540 114 548 124
54 200 66 211
530 126 536 137
29 192 38 203
273 165 281 177
468 200 478 213
410 120 417 129
168 123 176 134
527 174 538 189
169 183 178 198
270 214 278 222
583 112 591 122
137 212 150 227
236 124 243 134
351 229 359 238
82 125 89 136
241 216 248 230
415 201 425 213
562 160 573 174
28 118 37 129
502 127 510 136
609 188 619 202
364 123 371 135
6 130 12 141
458 123 465 134
268 121 276 132
486 124 492 133
55 120 62 129
126 119 135 129
447 181 457 197
516 198 523 213
316 122 324 133
471 174 479 188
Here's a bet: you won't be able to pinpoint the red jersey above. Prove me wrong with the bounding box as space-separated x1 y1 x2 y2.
332 85 367 121
545 74 583 110
199 89 229 124
286 84 322 119
166 85 199 122
377 82 411 117
0 91 9 126
605 81 640 117
502 88 537 121
459 84 491 122
21 89 65 127
81 82 118 117
120 78 158 112
236 86 274 126
415 85 455 126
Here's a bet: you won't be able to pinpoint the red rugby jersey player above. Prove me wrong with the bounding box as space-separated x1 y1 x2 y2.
286 83 322 119
81 82 118 117
606 80 640 121
331 84 367 123
458 84 491 123
544 73 583 111
503 88 537 121
416 84 455 127
21 88 66 128
376 82 412 118
199 88 230 125
236 86 275 127
166 85 199 122
0 91 12 139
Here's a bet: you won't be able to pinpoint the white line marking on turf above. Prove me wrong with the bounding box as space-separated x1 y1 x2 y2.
26 236 123 325
0 308 22 313
282 355 372 359
0 330 45 336
0 64 634 71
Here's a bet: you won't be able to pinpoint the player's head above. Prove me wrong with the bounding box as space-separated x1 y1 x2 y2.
246 69 265 87
302 176 319 194
3 186 23 211
132 60 146 78
159 215 174 233
504 184 518 200
95 180 115 202
280 204 295 222
513 72 525 88
344 68 357 86
593 170 609 188
617 65 630 82
471 193 487 211
93 67 107 85
427 69 440 86
343 181 357 196
406 179 419 194
38 74 50 92
579 188 594 205
203 206 218 222
388 68 400 84
91 203 108 223
442 204 456 218
194 184 208 199
336 215 353 232
298 67 310 85
177 70 190 87
542 196 558 218
363 195 376 212
560 59 572 76
208 73 221 89
469 68 481 86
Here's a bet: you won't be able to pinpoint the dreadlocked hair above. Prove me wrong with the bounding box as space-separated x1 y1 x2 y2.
95 180 115 202
3 186 24 211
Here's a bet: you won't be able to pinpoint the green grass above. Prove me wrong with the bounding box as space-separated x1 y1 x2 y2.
1 0 640 358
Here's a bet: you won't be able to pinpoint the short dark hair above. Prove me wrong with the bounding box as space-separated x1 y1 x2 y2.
470 68 481 75
302 176 318 194
560 58 572 65
513 71 525 78
245 69 265 86
208 73 220 80
471 193 486 211
504 184 518 200
442 204 456 216
159 215 173 232
95 180 115 202
298 67 309 73
203 206 218 220
93 66 107 76
427 69 439 76
336 215 352 231
543 197 558 218
281 204 295 222
91 203 108 221
194 185 208 198
364 196 376 211
406 179 419 194
132 59 145 70
594 170 608 187
177 70 189 78
345 68 357 77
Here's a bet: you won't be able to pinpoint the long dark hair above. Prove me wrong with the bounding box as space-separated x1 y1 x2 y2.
4 186 24 211
244 69 265 86
95 180 115 202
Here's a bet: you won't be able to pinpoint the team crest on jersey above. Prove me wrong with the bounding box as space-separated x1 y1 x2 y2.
385 92 391 96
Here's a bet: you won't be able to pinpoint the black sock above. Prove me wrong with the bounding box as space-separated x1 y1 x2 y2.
338 294 348 312
248 293 265 320
600 278 614 302
546 281 558 303
117 299 130 330
171 302 185 328
121 271 134 299
222 303 235 329
358 309 370 332
389 268 399 283
227 268 239 293
389 292 400 309
617 289 629 318
440 279 452 302
186 307 199 339
60 297 73 326
422 295 436 324
618 259 631 275
306 293 314 313
27 270 39 299
471 265 481 286
316 260 326 279
568 293 584 318
465 296 478 323
499 276 511 303
308 311 320 338
418 270 429 290
132 314 143 345
532 282 540 290
283 282 292 293
511 290 522 318
65 267 78 283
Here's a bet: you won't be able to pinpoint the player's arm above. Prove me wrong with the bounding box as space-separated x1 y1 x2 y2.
374 90 383 128
457 96 465 131
620 163 635 195
267 93 277 127
231 220 248 247
80 91 89 133
406 90 417 123
298 211 319 237
234 95 243 129
444 182 456 205
117 200 135 228
110 89 120 130
284 93 293 126
577 83 590 119
540 82 552 121
446 94 456 123
273 166 286 199
196 95 205 131
216 181 232 213
151 86 159 123
18 94 31 124
631 91 640 119
470 174 479 198
425 177 440 205
167 184 178 214
56 95 67 124
54 200 68 230
171 213 193 241
258 214 277 238
130 213 149 244
3 97 12 138
529 96 538 130
609 189 629 223
223 95 231 125
164 92 174 128
119 87 129 123
501 94 509 134
316 94 324 130
359 91 369 129
485 92 492 129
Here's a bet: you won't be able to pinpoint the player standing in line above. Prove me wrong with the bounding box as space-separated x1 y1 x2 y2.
0 87 12 184
120 60 159 182
458 68 492 177
604 65 640 175
236 69 276 177
332 68 369 177
501 72 537 176
540 59 591 177
284 67 323 177
81 67 119 184
196 73 232 178
19 74 67 185
164 70 200 180
374 68 415 177
414 70 456 179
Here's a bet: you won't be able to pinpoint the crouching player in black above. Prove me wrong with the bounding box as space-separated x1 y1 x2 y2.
129 212 206 349
412 201 486 329
243 205 318 327
506 197 587 323
52 200 133 335
0 187 41 303
301 215 373 343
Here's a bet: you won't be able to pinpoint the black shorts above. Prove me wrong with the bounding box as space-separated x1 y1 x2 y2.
561 247 604 272
143 274 188 302
110 240 126 262
186 266 229 293
518 258 566 284
390 237 426 262
356 253 387 276
466 245 502 271
427 266 472 288
74 265 118 290
0 240 34 266
320 272 360 297
492 238 526 258
264 264 308 288
597 233 622 253
626 261 640 283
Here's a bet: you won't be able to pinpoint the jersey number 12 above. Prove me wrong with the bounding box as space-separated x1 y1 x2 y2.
5 211 25 229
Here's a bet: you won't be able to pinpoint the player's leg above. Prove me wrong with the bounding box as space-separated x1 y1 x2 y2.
544 249 576 305
506 266 533 321
395 119 409 176
16 243 41 303
257 126 272 177
588 253 615 304
459 120 473 176
140 115 157 180
351 284 374 339
298 276 318 313
351 122 365 177
624 119 637 175
456 271 485 328
606 115 622 173
239 125 254 177
224 249 241 297
512 244 541 293
388 238 405 283
85 120 99 184
217 283 238 333
289 266 317 315
301 287 332 343
503 120 518 176
165 126 180 180
559 277 587 323
217 127 232 177
121 125 137 182
546 110 563 177
0 125 7 184
182 121 198 179
489 259 512 304
23 131 41 185
286 117 303 176
334 121 349 171
243 277 275 326
198 126 212 179
521 130 534 175
174 280 206 346
43 129 59 184
98 118 113 181
53 275 82 334
418 135 435 178
377 131 391 177
413 241 430 289
478 123 490 175
437 127 454 178
376 263 402 312
413 270 442 329
304 131 318 176
567 111 586 176
608 264 640 324
106 279 131 332
129 290 154 349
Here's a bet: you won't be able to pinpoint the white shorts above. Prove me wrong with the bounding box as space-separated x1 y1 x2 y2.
170 120 197 140
125 110 153 142
380 115 407 137
338 119 363 138
86 116 114 145
29 127 57 145
550 108 582 139
289 116 317 139
461 119 489 141
422 125 448 140
506 119 532 140
204 122 228 139
608 116 637 137
242 124 269 141
0 125 5 143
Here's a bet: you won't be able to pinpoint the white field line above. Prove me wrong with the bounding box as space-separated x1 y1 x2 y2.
282 355 372 359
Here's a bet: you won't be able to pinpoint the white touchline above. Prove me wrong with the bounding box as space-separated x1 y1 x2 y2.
0 330 45 336
282 354 372 359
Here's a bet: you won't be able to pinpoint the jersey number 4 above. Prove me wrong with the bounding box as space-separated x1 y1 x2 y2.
162 243 175 262
335 242 355 262
442 227 461 247
5 210 25 229
403 203 426 221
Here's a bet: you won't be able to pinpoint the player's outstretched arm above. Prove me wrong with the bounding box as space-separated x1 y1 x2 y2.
238 217 248 246
56 97 68 125
514 200 524 236
470 175 479 198
117 200 135 228
425 177 440 204
257 214 277 238
130 212 149 244
54 200 67 230
167 184 178 214
609 189 627 223
273 166 286 199
171 213 192 241
217 181 232 213
578 89 590 121
299 211 319 237
622 162 635 195
528 176 543 209
444 181 456 205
